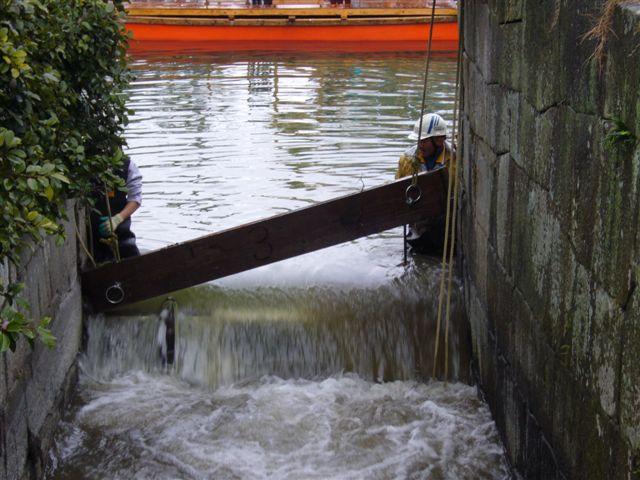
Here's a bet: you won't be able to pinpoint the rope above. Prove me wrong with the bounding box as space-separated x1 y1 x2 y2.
403 0 438 253
432 1 463 381
75 221 97 269
444 7 465 382
411 0 439 188
103 183 121 262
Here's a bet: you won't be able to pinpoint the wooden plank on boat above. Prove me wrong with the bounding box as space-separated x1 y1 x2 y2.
81 169 448 312
125 7 458 18
127 14 456 26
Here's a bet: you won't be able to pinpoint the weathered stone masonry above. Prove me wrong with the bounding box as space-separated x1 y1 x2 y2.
461 1 640 478
0 202 84 480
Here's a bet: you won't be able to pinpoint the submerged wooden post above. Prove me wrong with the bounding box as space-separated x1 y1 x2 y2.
82 169 447 312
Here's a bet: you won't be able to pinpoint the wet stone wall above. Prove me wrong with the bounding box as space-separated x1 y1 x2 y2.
460 1 640 478
0 202 84 480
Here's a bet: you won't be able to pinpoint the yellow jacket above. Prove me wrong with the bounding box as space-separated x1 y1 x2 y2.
395 142 455 179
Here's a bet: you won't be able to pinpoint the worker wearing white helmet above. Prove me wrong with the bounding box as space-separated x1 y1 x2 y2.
396 113 455 253
396 113 452 179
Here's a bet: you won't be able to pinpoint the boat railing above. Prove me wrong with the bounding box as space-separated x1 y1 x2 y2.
124 0 458 11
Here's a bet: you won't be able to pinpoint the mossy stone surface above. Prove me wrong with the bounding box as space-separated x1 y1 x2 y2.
462 0 640 477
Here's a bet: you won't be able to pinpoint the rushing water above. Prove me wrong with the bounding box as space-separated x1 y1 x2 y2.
47 48 509 479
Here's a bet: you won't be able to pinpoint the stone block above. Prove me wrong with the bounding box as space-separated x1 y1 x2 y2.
590 140 639 304
3 340 32 405
486 248 514 360
0 358 6 480
550 364 579 475
514 97 536 175
588 287 621 418
461 117 474 204
461 0 478 66
465 61 489 145
511 172 560 326
471 1 500 85
4 382 28 480
572 396 622 480
470 217 489 313
561 1 603 115
520 0 566 111
532 106 557 191
26 283 82 436
604 5 640 131
474 138 496 239
493 154 513 271
507 92 522 165
621 281 640 451
497 20 524 93
47 201 79 301
542 227 576 356
504 0 523 23
485 84 511 155
510 288 537 402
489 0 523 24
569 263 594 382
496 356 528 471
467 285 493 385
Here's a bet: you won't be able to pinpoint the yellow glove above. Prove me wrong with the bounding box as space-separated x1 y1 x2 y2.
99 214 123 237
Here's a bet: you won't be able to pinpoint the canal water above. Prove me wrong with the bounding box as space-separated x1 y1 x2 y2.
47 49 509 479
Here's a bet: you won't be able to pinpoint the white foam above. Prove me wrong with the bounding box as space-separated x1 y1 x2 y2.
50 373 509 479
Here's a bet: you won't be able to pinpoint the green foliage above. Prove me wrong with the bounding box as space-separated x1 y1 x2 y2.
0 0 131 352
604 119 637 152
0 281 55 352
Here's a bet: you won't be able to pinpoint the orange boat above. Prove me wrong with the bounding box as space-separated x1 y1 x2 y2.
125 1 458 51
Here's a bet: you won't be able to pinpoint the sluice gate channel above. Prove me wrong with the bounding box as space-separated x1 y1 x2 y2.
44 50 512 479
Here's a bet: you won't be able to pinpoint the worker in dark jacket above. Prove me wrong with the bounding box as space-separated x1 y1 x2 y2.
91 158 142 263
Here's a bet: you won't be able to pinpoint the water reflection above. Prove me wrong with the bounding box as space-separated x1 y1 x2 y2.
126 50 457 287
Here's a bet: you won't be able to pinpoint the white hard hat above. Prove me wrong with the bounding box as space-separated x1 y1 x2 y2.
408 113 447 141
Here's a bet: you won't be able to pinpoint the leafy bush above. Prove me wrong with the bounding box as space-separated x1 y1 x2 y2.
0 0 131 352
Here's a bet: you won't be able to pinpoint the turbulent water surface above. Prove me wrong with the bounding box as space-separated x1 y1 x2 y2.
47 48 509 479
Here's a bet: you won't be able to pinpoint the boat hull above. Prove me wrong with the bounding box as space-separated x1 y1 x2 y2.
126 21 457 43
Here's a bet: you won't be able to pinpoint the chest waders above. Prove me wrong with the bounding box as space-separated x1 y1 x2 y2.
91 158 140 262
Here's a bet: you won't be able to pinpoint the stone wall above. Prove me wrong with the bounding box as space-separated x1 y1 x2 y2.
0 202 84 480
460 0 640 478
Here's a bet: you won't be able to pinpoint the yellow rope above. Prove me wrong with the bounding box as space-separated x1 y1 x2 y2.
431 140 455 379
103 183 121 262
411 0 439 187
75 221 97 269
444 0 465 382
432 1 463 381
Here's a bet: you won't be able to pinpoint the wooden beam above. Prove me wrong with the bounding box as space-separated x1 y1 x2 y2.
127 14 457 26
126 7 458 18
81 169 447 312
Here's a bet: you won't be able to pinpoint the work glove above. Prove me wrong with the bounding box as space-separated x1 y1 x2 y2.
99 214 123 237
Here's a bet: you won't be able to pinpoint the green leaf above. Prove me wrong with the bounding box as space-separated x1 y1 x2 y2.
37 326 56 349
27 178 38 191
0 332 11 353
41 163 55 174
50 172 70 184
6 320 26 333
